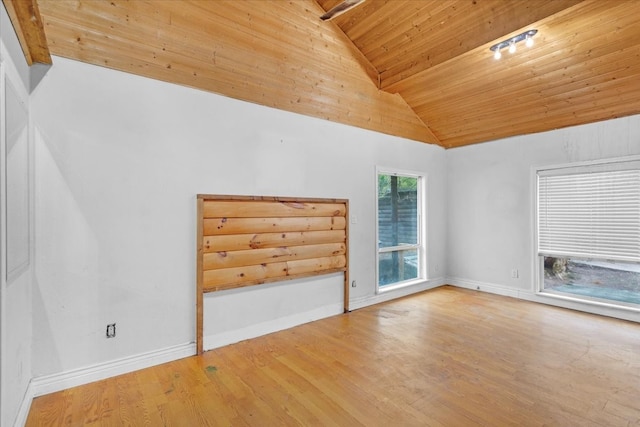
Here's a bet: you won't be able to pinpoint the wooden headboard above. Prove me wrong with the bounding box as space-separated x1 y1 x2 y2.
196 195 349 354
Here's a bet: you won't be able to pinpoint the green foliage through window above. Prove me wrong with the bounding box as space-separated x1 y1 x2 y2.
378 174 418 197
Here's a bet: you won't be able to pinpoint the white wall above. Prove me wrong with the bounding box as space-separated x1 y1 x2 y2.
30 56 447 384
447 115 640 320
1 3 34 426
25 26 640 417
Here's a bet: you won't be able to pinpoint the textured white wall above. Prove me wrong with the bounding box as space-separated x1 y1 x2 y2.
11 25 640 417
1 3 34 426
30 56 447 378
446 115 640 320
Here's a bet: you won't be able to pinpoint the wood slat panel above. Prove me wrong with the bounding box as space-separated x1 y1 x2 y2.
202 200 346 219
203 230 346 253
196 197 204 355
196 194 349 353
286 255 347 276
203 243 346 270
203 216 346 236
203 261 289 290
203 255 346 291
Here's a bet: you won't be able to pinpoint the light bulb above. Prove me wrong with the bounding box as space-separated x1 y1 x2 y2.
526 35 534 48
489 29 538 60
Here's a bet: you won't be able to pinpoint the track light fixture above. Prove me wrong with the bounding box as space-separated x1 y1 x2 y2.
525 34 534 48
490 29 537 60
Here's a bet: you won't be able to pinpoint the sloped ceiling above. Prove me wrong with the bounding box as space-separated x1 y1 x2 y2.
8 0 640 148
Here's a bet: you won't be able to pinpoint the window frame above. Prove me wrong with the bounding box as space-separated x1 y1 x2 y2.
375 166 427 293
533 155 640 309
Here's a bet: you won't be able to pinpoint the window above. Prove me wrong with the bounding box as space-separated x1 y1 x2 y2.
536 157 640 307
376 169 425 290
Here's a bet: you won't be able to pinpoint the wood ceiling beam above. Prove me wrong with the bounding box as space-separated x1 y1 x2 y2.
314 0 380 88
2 0 51 65
314 0 440 144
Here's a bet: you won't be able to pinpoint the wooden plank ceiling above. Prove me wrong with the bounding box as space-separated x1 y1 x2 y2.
20 0 640 148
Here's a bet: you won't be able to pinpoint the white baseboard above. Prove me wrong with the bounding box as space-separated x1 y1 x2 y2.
19 277 637 426
349 277 445 311
447 277 640 323
29 342 195 399
13 343 193 426
204 277 443 349
13 381 35 427
205 278 447 350
204 303 344 351
14 343 194 426
446 276 524 299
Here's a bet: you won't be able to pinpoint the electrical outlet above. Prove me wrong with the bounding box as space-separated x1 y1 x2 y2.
106 323 116 338
351 280 357 288
511 269 519 279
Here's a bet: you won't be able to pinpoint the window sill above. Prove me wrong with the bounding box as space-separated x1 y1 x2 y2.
378 278 426 294
536 289 640 314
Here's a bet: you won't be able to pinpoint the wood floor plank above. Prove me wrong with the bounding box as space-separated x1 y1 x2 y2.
26 286 640 426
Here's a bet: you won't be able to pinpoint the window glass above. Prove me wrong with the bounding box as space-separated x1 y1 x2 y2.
536 158 640 307
543 257 640 306
378 175 418 247
377 171 424 290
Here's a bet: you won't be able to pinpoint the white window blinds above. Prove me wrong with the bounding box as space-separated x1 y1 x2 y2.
537 161 640 262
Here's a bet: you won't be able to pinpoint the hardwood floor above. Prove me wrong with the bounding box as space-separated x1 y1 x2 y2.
26 286 640 426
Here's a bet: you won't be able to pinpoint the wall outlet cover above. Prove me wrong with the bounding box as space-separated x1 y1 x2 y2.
106 323 116 338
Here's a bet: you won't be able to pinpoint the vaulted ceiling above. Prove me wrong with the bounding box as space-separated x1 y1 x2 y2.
5 0 640 148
